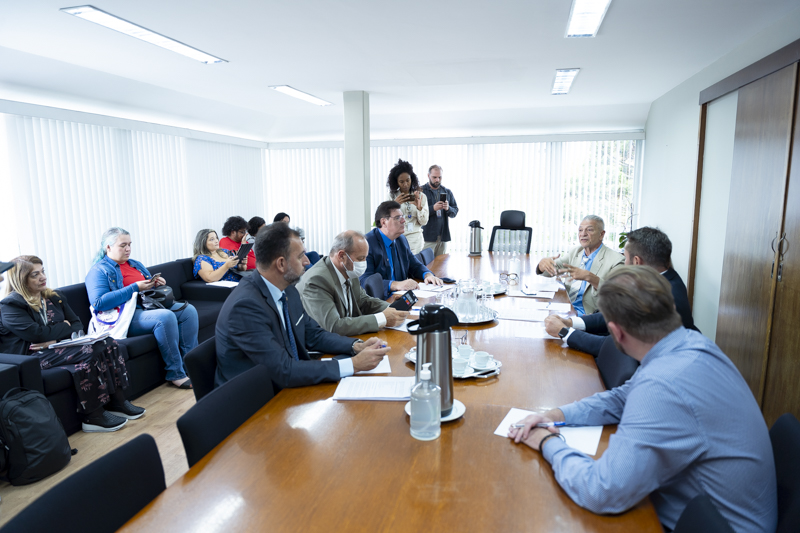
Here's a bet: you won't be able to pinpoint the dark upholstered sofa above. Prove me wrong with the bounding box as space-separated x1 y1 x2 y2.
0 258 234 434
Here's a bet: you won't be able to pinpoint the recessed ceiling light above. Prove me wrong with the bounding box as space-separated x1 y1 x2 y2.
269 86 332 106
60 5 227 64
552 69 580 95
566 0 612 38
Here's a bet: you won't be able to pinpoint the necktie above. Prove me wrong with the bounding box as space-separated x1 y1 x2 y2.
279 293 299 360
343 279 353 317
389 242 397 281
568 254 592 301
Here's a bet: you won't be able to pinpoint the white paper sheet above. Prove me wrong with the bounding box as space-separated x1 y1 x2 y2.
496 309 549 322
207 280 239 288
332 376 415 401
511 326 557 339
507 290 555 299
356 356 392 374
544 303 572 312
494 408 603 456
49 331 110 349
385 318 414 331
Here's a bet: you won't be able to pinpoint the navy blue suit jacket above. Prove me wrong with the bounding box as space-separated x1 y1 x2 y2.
215 273 355 391
568 267 699 356
361 228 431 299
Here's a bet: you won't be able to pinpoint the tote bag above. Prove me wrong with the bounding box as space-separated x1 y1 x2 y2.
87 292 138 340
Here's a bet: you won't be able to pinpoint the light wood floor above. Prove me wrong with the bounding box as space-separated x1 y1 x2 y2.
0 383 196 527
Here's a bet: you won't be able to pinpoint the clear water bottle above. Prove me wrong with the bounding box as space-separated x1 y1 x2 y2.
410 363 441 441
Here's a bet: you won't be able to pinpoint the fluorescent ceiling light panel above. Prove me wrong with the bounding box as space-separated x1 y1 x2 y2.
552 69 580 95
566 0 612 38
269 86 332 106
60 5 226 64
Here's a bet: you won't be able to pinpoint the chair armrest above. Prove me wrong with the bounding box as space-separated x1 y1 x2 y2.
180 281 234 303
0 353 45 394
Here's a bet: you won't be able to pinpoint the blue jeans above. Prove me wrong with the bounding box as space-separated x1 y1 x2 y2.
128 303 199 381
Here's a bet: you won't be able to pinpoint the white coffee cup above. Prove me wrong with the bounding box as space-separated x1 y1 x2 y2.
452 358 469 375
473 351 492 368
457 344 474 359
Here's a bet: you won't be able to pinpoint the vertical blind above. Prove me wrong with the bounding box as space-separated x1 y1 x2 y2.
0 110 637 289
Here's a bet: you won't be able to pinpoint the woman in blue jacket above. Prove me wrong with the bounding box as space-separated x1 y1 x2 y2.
86 228 197 389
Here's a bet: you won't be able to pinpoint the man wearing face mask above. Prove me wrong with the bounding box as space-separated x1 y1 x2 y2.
298 231 409 336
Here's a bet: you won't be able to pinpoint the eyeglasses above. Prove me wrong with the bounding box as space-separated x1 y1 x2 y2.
386 215 404 223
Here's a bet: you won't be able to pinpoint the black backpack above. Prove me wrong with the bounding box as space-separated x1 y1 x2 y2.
0 388 73 485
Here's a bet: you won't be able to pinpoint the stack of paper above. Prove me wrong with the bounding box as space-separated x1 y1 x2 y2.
493 408 603 456
49 331 110 349
495 309 549 322
356 356 392 374
333 376 415 401
207 280 239 288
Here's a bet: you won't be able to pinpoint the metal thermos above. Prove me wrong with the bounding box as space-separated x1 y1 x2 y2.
407 304 460 416
469 220 483 256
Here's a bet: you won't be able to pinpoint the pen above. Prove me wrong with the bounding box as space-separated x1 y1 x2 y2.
511 422 566 428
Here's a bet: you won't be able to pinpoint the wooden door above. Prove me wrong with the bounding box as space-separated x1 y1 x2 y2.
763 68 800 426
715 64 797 402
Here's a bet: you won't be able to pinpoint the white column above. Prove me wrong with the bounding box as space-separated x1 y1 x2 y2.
343 91 371 232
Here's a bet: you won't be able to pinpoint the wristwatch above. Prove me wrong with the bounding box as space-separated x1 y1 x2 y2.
351 339 364 355
558 327 571 339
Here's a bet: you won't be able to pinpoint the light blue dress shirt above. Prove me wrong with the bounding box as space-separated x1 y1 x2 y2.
260 275 353 377
544 327 777 532
571 244 602 315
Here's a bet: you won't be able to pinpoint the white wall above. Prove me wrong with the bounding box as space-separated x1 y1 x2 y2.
640 6 800 284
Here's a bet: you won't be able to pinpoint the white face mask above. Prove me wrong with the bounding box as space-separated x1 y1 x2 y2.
345 253 367 278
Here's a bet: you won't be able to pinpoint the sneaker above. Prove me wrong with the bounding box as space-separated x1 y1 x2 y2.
82 411 128 433
106 400 146 420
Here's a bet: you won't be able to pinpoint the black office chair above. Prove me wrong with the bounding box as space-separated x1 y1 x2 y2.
184 336 217 402
177 365 275 468
770 413 800 533
1 434 165 533
305 251 321 270
488 210 533 254
362 272 385 299
596 336 640 389
418 247 434 266
673 493 734 533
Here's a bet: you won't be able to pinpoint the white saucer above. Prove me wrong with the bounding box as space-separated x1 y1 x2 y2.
469 357 499 371
404 399 466 423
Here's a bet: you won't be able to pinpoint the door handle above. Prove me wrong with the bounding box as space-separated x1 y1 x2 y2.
778 262 784 282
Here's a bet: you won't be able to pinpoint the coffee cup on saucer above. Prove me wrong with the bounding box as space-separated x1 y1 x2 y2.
457 344 474 359
473 351 493 369
452 358 469 375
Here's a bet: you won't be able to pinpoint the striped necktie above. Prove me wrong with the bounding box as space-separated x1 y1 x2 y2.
279 293 299 360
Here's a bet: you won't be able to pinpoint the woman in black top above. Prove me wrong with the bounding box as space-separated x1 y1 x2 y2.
0 256 144 433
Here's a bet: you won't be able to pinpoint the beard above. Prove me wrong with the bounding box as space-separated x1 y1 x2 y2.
283 264 303 285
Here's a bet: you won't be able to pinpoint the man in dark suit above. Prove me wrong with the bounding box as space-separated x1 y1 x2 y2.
361 201 443 300
545 227 698 361
215 223 389 390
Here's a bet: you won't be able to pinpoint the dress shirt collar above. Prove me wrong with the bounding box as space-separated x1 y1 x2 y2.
260 274 285 305
582 243 604 260
640 326 688 368
333 261 348 288
379 228 395 247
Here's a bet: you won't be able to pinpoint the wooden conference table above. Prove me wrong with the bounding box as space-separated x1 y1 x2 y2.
121 253 661 532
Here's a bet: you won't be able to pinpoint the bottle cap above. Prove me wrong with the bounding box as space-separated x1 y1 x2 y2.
420 363 432 381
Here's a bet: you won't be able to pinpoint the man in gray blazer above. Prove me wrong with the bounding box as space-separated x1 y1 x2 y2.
537 215 624 315
298 231 409 336
215 223 389 391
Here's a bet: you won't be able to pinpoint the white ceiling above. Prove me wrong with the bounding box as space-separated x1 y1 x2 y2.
0 0 796 142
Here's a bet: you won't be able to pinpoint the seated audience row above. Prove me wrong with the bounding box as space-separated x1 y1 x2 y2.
0 255 145 432
193 229 244 283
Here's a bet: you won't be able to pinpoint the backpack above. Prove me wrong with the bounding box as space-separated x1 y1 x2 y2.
0 388 73 485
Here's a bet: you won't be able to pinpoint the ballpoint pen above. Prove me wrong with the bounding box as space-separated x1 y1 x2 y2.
511 422 568 428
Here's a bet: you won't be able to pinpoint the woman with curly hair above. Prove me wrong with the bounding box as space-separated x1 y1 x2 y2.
0 256 144 432
385 159 429 254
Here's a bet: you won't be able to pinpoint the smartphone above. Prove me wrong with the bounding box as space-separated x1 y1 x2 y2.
439 193 447 202
390 290 418 311
151 272 162 280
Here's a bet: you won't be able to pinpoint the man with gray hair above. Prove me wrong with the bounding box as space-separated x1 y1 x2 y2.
536 215 623 315
298 230 409 336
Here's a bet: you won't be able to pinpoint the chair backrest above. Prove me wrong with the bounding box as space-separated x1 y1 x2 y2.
362 273 384 299
2 434 165 533
673 493 734 533
499 210 526 229
595 336 640 389
305 251 321 266
148 260 188 299
184 336 218 402
57 282 93 328
771 413 800 533
177 365 275 468
488 227 532 254
418 247 434 266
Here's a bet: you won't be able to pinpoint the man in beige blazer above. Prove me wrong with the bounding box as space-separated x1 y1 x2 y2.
298 231 409 336
536 215 624 315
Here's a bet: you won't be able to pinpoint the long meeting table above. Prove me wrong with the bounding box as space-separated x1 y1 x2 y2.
120 252 661 532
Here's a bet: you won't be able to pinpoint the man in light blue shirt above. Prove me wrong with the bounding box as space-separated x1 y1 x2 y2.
510 266 777 533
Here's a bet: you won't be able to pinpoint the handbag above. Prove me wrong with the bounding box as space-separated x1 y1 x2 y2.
87 292 138 340
138 286 188 312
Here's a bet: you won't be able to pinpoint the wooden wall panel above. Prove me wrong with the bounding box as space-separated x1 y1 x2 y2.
715 64 797 401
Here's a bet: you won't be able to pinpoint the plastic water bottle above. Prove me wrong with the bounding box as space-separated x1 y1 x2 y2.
410 363 441 441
